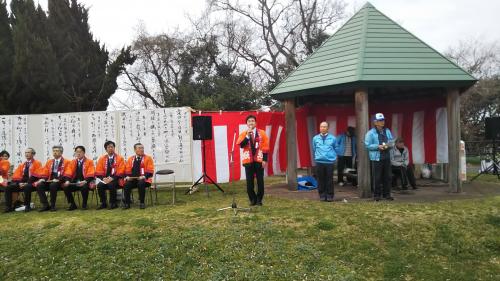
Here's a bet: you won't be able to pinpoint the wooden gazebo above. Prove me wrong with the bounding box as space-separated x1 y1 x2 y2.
270 2 476 197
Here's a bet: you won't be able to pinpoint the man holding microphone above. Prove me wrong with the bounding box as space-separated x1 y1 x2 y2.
236 115 269 206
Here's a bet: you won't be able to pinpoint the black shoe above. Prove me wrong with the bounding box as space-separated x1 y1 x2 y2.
67 204 77 211
122 204 130 209
39 206 50 212
249 201 257 206
256 202 263 206
50 207 57 212
412 186 418 190
374 197 381 201
109 203 118 209
3 208 14 213
139 203 145 209
326 198 334 202
97 204 107 210
24 206 32 212
384 196 395 201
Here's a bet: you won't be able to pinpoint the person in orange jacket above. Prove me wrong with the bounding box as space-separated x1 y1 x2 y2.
62 146 95 210
0 151 18 209
94 141 125 210
3 148 42 213
123 143 154 209
0 150 10 188
236 115 270 206
34 145 71 212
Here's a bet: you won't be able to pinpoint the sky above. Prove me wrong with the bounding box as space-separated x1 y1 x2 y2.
18 0 500 109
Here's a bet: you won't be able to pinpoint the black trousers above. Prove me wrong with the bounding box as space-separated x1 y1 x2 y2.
124 179 150 204
392 165 417 189
244 162 264 204
372 159 392 198
37 181 62 208
97 180 118 205
64 183 90 207
316 163 334 199
337 156 353 183
4 183 34 209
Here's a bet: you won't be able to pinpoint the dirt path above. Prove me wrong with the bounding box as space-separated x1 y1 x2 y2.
266 179 500 203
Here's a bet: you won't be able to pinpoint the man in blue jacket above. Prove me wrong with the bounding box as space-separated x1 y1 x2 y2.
312 122 337 201
364 113 394 201
336 126 356 186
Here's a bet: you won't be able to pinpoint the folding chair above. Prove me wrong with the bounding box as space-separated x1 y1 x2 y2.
151 169 175 205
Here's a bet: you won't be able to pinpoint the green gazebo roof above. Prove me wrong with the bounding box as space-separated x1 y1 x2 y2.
270 2 476 100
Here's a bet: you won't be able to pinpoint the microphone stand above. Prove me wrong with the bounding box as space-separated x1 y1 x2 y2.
218 129 251 215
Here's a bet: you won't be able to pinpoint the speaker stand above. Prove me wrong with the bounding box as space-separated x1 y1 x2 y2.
186 139 224 195
470 139 500 181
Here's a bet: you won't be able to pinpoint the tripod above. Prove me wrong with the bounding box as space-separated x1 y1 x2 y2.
186 139 224 195
470 139 500 181
218 130 251 214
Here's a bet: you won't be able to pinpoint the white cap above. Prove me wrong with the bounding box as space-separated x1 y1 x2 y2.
374 113 385 121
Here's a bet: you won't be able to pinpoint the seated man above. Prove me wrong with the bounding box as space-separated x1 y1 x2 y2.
95 141 125 210
390 138 417 190
34 145 71 212
3 148 42 213
335 126 357 187
62 146 95 210
123 143 154 209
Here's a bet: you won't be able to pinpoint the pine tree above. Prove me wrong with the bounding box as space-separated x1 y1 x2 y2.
47 0 131 111
0 0 13 113
8 0 64 114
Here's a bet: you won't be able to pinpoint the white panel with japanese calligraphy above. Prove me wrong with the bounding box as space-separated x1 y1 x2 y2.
87 112 117 162
0 116 13 158
13 116 29 166
118 108 191 165
42 114 82 160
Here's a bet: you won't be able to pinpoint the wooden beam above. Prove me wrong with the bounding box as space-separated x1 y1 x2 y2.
447 88 462 193
355 89 371 198
284 99 298 190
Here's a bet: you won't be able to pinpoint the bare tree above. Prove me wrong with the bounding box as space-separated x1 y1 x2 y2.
207 0 346 87
446 39 500 141
121 25 191 108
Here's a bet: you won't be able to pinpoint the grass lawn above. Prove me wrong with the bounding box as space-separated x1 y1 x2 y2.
0 177 499 281
467 172 500 184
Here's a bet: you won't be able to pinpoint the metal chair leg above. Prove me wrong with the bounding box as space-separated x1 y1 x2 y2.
148 186 153 206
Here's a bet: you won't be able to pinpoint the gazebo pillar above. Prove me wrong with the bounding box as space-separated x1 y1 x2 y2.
447 88 462 193
284 98 298 190
355 88 371 198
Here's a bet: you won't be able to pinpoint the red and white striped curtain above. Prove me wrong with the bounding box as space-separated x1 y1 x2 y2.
295 98 449 168
191 111 286 183
192 98 449 183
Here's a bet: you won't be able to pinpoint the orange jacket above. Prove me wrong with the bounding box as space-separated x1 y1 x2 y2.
36 158 72 180
0 160 10 187
63 157 95 181
12 159 43 182
95 153 125 178
236 129 270 165
125 154 155 183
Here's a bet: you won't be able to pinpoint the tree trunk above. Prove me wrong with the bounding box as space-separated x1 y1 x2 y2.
447 88 462 193
355 89 371 198
285 98 298 190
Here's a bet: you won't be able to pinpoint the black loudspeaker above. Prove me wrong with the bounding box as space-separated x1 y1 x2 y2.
192 116 213 140
485 117 500 140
